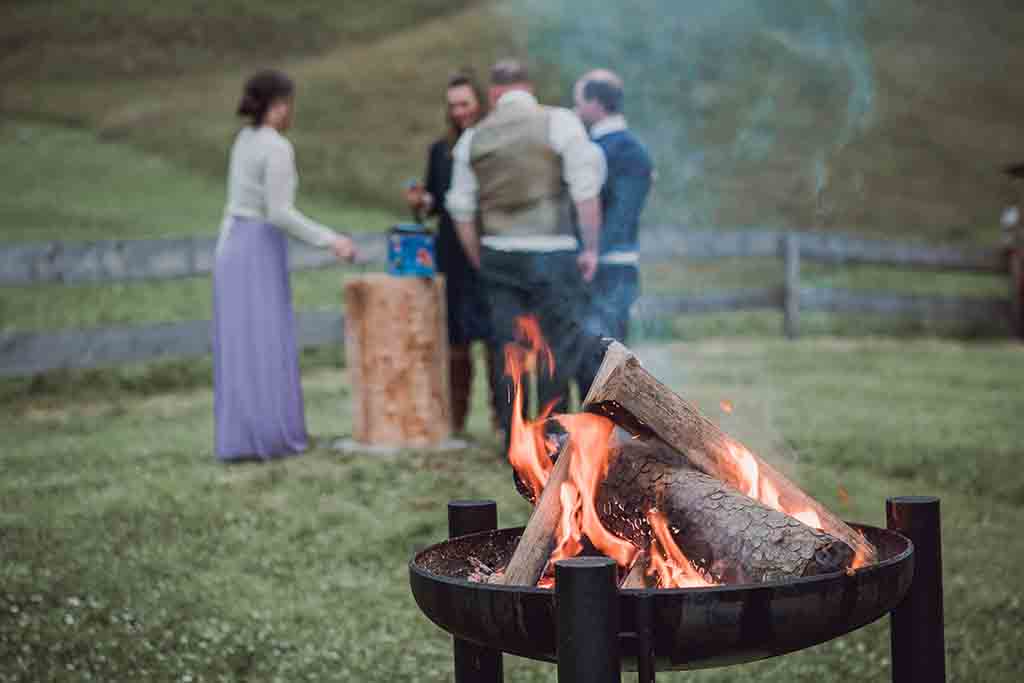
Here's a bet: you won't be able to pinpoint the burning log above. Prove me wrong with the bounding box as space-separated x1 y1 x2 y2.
598 435 854 583
496 439 575 586
620 551 650 589
583 341 877 565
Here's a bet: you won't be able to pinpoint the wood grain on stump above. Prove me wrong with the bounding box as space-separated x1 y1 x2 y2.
344 274 450 447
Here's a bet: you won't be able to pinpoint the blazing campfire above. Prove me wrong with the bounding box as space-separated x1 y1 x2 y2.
489 316 876 589
407 315 935 680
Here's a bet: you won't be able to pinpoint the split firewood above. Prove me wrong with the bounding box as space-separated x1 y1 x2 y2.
597 435 854 583
620 551 651 589
583 341 877 565
496 439 575 586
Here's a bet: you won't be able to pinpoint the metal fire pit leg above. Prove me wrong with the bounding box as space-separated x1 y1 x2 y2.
556 557 621 683
447 500 503 683
635 593 656 683
887 496 946 683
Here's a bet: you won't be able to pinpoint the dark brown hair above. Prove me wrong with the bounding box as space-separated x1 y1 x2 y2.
583 78 624 114
445 69 488 149
237 69 295 126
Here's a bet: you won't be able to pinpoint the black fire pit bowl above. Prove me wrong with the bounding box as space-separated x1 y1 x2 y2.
409 523 913 671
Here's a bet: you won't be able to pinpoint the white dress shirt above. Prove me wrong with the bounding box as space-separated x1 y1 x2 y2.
445 90 606 227
220 126 339 248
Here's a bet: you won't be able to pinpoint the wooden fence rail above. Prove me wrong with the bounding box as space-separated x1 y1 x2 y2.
1 229 1019 377
1 228 1010 286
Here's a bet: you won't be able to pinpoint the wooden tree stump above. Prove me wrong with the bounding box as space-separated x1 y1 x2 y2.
344 274 450 447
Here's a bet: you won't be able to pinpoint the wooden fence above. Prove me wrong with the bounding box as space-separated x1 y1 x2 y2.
1 228 1019 377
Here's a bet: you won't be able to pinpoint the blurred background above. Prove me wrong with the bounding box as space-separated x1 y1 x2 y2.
3 0 1024 242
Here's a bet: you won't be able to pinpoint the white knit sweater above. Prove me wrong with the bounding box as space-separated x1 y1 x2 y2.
220 126 338 247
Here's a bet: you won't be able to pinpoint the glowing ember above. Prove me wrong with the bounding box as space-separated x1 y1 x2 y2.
838 485 851 505
720 399 734 414
646 510 718 588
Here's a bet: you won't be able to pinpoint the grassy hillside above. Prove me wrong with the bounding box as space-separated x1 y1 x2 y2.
2 1 1023 243
0 119 394 241
0 2 535 234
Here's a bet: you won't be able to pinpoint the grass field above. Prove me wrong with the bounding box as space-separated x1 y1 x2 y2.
2 337 1022 682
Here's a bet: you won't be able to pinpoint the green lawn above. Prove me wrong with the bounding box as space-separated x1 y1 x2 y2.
2 337 1022 682
0 119 397 243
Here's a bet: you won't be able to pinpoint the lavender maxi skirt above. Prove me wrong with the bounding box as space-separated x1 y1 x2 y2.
212 216 309 460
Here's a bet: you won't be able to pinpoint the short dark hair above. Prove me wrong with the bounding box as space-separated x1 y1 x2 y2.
490 58 530 86
582 78 623 114
237 69 295 126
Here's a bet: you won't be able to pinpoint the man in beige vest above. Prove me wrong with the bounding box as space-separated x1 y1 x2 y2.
446 58 607 445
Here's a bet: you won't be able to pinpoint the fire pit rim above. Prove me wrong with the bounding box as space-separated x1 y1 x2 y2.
409 521 913 594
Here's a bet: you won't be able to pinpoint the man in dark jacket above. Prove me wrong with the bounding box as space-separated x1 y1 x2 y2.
573 69 654 362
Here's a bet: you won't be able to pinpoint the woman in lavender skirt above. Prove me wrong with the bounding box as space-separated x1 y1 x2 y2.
213 70 356 461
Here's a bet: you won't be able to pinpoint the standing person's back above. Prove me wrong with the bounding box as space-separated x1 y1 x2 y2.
446 59 608 448
469 95 572 238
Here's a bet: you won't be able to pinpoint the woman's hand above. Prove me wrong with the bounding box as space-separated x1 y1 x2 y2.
330 235 358 263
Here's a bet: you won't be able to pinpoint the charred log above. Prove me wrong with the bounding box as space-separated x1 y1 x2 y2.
597 436 854 583
583 341 877 565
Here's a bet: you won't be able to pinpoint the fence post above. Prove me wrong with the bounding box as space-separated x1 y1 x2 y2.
1010 230 1024 339
783 232 801 339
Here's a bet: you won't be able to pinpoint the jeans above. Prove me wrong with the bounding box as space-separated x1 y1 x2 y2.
583 264 639 344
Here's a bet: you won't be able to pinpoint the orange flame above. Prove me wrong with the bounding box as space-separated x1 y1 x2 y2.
503 315 869 586
720 399 734 414
505 316 637 580
646 510 718 588
504 317 561 500
726 442 759 498
761 478 782 510
849 529 871 570
514 315 555 378
552 481 584 561
723 440 828 531
549 414 638 569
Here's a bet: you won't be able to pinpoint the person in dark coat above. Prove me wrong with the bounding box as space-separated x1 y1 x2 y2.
573 69 654 360
405 70 496 434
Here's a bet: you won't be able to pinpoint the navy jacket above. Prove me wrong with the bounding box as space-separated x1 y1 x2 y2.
593 129 653 256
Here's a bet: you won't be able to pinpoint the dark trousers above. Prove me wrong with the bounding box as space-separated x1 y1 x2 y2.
480 247 606 441
576 264 639 398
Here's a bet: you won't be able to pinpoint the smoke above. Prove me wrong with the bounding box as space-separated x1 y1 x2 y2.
504 0 876 227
